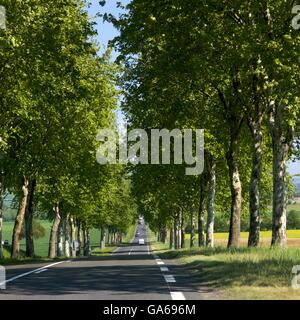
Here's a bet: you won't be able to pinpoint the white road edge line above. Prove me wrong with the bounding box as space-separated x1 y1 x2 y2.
34 269 48 274
170 292 186 300
0 260 71 286
111 246 120 254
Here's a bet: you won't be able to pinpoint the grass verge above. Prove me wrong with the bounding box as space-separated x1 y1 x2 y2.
92 245 117 256
150 233 300 300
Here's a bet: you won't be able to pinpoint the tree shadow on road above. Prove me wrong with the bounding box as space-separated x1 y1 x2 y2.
0 252 206 298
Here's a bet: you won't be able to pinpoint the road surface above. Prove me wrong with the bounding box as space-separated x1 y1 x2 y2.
0 220 204 300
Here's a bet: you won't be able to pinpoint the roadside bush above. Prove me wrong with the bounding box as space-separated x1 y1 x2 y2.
287 210 300 229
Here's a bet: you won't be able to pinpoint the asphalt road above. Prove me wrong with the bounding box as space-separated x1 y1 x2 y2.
0 220 204 300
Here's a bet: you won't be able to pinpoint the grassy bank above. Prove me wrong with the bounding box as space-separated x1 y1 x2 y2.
151 233 300 300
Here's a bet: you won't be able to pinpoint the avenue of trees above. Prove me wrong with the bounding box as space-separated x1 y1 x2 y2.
1 0 300 261
111 0 300 249
0 0 136 259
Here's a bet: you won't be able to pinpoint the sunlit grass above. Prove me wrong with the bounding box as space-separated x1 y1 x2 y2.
150 231 300 300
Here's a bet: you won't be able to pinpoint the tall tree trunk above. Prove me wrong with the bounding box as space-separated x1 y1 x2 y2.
248 119 263 247
174 216 178 249
56 220 63 257
227 135 242 248
206 158 216 247
198 176 206 247
84 227 91 256
83 225 87 255
169 227 173 249
271 140 287 246
181 211 185 248
217 85 243 249
190 205 196 248
177 213 181 249
0 171 4 259
100 227 106 249
99 227 102 248
64 214 70 258
269 102 292 247
87 228 91 256
25 179 36 257
70 216 76 257
48 203 61 258
11 177 29 259
77 221 82 256
106 229 109 244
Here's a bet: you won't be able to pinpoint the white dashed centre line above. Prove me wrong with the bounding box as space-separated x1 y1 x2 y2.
171 292 186 300
164 275 176 283
152 246 187 301
160 266 169 272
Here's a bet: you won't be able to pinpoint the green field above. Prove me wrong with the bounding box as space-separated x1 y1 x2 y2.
2 221 53 257
213 230 300 239
157 230 300 250
287 203 300 213
2 221 135 258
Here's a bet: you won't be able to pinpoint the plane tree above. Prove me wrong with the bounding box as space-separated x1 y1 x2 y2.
0 0 130 259
112 0 287 248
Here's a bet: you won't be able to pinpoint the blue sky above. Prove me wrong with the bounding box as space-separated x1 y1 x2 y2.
289 161 300 175
86 1 300 175
87 0 131 128
87 0 131 60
